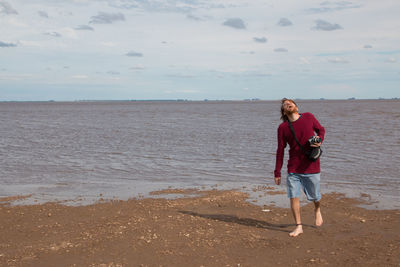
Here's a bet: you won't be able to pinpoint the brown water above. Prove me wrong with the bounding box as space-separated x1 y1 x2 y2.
0 100 399 208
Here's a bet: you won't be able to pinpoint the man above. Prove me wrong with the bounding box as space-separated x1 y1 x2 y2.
274 98 325 237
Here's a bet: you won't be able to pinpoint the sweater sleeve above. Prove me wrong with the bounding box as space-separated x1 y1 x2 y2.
274 125 286 177
311 113 325 142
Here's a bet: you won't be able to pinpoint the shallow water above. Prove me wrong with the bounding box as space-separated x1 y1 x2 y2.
0 100 399 208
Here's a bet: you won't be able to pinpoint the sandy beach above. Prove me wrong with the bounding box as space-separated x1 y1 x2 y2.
1 189 399 267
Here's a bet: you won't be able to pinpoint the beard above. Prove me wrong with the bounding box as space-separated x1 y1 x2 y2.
285 106 298 115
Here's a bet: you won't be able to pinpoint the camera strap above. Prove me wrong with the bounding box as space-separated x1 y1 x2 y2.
287 119 307 154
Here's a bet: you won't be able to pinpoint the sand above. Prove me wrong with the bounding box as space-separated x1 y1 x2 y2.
0 189 399 266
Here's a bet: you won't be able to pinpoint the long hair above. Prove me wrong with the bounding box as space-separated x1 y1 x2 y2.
280 98 298 122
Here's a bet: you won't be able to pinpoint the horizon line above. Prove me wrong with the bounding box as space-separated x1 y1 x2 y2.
0 97 399 103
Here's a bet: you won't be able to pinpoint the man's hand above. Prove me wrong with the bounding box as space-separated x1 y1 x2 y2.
310 136 322 147
274 177 281 185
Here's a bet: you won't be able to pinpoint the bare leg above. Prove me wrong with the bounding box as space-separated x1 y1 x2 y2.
314 201 323 226
289 198 303 237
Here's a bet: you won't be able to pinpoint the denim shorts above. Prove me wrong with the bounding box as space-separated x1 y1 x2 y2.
286 173 321 201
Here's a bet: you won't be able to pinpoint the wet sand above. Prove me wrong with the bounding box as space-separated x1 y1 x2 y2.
0 189 399 266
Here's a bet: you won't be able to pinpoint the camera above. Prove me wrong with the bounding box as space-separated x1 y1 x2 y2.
308 136 321 145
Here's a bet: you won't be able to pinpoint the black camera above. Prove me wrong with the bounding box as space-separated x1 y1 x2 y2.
308 136 321 145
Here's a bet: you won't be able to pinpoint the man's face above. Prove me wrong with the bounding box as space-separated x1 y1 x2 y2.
283 100 298 115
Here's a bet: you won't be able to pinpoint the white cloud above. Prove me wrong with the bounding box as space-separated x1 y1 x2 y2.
18 40 42 47
38 11 48 18
44 32 62 37
101 42 118 47
89 12 125 24
130 65 145 70
385 57 397 63
299 57 311 65
222 18 246 29
75 25 94 31
0 41 17 47
5 17 28 27
316 84 358 94
72 75 89 79
327 57 349 64
60 28 78 39
177 89 198 93
253 37 267 43
277 18 292 26
0 1 17 15
0 73 34 80
163 88 199 94
274 48 288 52
312 20 343 31
307 1 362 13
126 51 143 57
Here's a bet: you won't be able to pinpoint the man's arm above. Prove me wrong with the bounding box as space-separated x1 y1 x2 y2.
313 114 325 143
274 125 286 180
311 113 325 144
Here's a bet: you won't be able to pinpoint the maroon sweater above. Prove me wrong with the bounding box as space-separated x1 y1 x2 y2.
274 112 325 177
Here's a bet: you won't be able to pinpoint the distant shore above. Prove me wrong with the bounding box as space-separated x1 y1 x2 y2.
1 98 399 103
1 189 399 266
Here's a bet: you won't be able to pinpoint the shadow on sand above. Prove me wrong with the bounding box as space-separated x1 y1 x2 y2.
179 210 315 233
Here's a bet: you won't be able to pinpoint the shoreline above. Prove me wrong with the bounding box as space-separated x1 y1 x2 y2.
2 182 398 210
1 189 399 266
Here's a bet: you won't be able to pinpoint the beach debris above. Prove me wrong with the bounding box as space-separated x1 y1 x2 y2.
262 209 271 212
360 219 366 223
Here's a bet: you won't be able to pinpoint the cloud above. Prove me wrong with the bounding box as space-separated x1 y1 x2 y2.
38 11 48 18
0 41 17 47
89 12 125 24
307 1 362 13
75 25 94 31
44 32 62 37
222 18 246 29
312 19 342 31
130 65 145 70
242 72 272 77
101 42 118 47
0 1 18 15
274 48 288 52
240 51 255 55
108 0 232 13
126 51 143 57
385 57 397 63
327 57 349 63
186 14 202 21
253 37 267 43
316 83 358 94
18 40 42 47
0 73 34 80
364 44 372 49
60 27 78 39
107 71 120 75
299 57 311 64
182 89 198 93
72 75 88 79
167 74 195 78
277 18 292 27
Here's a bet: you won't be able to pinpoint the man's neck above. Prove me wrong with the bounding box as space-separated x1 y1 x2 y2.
287 112 300 122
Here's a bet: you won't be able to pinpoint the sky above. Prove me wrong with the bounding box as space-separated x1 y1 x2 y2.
0 0 399 101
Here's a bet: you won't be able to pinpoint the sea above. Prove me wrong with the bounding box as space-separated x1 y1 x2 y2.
0 100 399 209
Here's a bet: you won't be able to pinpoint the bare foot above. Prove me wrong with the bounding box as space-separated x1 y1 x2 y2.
289 224 303 237
315 209 323 226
